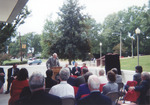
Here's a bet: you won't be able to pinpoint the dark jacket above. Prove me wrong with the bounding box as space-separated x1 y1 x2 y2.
7 67 19 80
45 77 57 88
77 91 112 105
133 73 141 86
134 79 150 105
15 90 62 105
71 67 81 76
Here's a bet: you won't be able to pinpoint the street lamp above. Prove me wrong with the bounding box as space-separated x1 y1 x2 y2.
112 32 122 59
135 28 141 66
99 42 102 67
130 36 134 58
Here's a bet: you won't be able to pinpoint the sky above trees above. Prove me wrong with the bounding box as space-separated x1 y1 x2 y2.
17 0 148 35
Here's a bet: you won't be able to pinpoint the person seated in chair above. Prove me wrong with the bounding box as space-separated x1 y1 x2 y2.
102 70 118 95
77 75 112 105
133 66 143 86
45 69 57 89
111 68 122 83
129 72 150 105
75 68 88 87
75 72 93 100
98 69 108 84
71 62 81 76
16 72 62 105
49 68 74 98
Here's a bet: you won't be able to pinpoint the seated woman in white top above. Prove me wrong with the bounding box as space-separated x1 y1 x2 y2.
98 69 108 84
49 68 74 98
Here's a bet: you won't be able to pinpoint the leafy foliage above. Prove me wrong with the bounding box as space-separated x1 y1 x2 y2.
0 6 31 52
50 0 91 63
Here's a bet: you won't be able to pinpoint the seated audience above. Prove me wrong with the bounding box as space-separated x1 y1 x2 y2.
9 68 29 105
71 62 81 76
64 64 71 72
80 62 88 70
16 72 62 105
98 69 108 84
111 68 122 83
129 72 150 105
0 67 5 93
19 86 31 99
49 68 74 98
77 75 112 105
102 70 118 95
133 66 143 85
45 69 57 88
75 72 93 100
67 75 77 86
75 68 88 87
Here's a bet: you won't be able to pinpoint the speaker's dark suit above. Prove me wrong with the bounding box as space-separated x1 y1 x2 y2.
77 91 112 105
71 67 81 76
6 67 19 92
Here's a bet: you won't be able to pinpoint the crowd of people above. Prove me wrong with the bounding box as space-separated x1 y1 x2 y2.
0 53 149 105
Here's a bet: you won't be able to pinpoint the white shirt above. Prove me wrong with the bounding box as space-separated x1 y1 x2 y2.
98 75 108 84
49 81 75 98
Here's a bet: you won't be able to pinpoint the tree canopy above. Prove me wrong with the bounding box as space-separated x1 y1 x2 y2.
0 6 30 52
49 0 91 64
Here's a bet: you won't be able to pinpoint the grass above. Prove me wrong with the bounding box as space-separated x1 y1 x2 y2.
120 55 150 72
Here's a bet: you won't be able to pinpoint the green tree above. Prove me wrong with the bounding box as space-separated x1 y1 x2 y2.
0 6 30 52
9 32 42 58
101 5 150 56
50 0 91 64
41 18 61 58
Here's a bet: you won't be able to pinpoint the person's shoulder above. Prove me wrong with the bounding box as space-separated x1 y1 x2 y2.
100 93 112 102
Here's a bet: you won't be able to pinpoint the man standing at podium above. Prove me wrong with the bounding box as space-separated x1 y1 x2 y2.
46 53 60 69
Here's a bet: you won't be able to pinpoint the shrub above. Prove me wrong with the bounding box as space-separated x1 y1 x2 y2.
0 53 11 65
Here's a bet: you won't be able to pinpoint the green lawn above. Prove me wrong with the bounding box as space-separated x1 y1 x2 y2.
120 55 150 72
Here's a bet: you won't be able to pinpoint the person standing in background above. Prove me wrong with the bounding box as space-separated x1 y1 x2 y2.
5 64 19 94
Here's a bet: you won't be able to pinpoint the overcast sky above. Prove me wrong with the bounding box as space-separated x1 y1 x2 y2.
17 0 149 35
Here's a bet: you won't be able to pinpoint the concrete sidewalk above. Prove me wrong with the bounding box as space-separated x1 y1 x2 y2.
0 93 10 105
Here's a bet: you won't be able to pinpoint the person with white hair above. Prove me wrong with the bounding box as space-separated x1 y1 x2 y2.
15 72 62 105
49 68 75 98
77 75 112 105
98 69 108 84
46 53 60 69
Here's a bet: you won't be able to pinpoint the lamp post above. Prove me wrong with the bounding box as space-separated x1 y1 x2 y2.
135 28 141 66
99 42 102 67
112 32 122 59
131 36 134 58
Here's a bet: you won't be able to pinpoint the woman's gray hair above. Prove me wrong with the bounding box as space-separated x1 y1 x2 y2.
29 72 45 91
88 75 100 90
59 68 70 81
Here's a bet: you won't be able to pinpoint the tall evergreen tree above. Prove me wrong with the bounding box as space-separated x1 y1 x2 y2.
50 0 91 64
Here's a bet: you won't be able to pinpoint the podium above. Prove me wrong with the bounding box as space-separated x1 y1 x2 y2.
51 67 62 80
